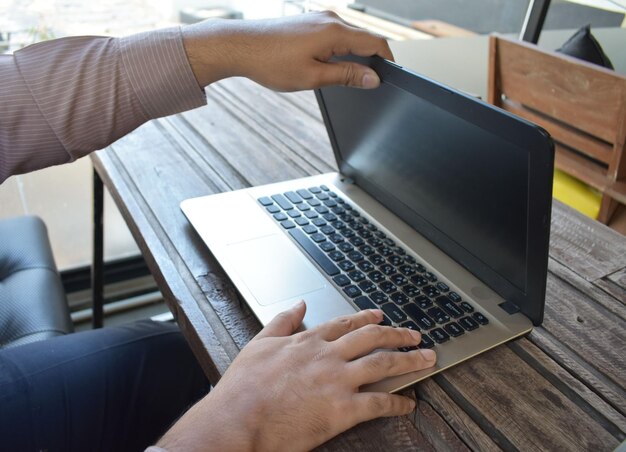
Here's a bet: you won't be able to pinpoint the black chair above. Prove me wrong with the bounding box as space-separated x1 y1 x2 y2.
0 216 73 348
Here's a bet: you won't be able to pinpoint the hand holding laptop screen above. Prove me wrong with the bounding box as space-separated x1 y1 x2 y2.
181 10 393 91
158 302 436 451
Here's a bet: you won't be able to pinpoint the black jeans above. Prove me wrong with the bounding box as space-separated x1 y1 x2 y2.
0 320 209 451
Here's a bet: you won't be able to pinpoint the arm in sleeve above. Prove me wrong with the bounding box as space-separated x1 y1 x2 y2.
0 27 206 184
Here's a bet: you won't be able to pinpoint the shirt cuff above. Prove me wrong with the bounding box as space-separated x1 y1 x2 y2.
118 26 207 119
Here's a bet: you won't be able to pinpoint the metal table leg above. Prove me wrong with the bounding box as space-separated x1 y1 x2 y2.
92 168 104 328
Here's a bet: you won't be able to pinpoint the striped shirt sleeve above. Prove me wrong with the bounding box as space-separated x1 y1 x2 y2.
0 26 206 184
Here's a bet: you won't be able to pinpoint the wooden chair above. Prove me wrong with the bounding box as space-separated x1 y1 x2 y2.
487 35 626 224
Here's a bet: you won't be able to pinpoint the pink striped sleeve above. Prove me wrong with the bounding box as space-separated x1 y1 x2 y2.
0 26 206 184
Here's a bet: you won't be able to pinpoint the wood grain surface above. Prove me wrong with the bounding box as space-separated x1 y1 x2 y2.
92 77 626 451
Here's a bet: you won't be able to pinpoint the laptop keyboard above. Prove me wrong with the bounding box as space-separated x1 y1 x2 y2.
257 185 489 350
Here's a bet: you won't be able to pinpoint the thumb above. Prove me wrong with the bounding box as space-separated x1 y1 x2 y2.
316 61 381 89
254 300 306 340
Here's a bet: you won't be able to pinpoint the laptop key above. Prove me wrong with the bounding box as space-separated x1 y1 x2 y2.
320 185 330 191
379 246 393 257
287 210 301 218
369 291 388 304
343 285 362 298
327 191 337 198
400 320 420 331
424 271 438 282
353 295 376 311
381 303 407 323
391 274 408 286
258 196 273 206
332 206 345 215
359 245 375 256
266 205 280 214
358 261 375 273
415 264 427 273
388 255 403 266
311 233 326 243
379 264 395 275
305 211 319 219
404 255 416 264
315 206 329 214
296 189 313 199
449 291 463 302
368 270 385 283
338 260 355 272
341 229 356 238
419 334 435 349
338 242 354 253
320 225 335 235
424 285 441 298
273 212 288 221
436 296 464 318
399 264 416 276
369 254 385 266
349 236 365 247
367 237 383 248
281 220 296 229
402 284 420 297
333 274 351 287
459 316 479 331
427 307 450 324
288 229 339 276
460 301 474 313
444 322 464 337
324 199 338 208
331 220 346 230
308 186 322 194
316 192 329 201
347 251 365 262
379 281 397 294
391 292 409 305
411 275 429 286
436 282 450 292
403 304 436 330
312 217 326 226
359 230 373 239
348 270 366 283
284 191 303 204
297 203 311 212
271 194 293 210
323 213 337 222
319 242 335 252
308 198 321 207
473 312 489 325
329 251 345 262
430 328 450 344
358 280 376 293
415 295 432 309
295 217 309 226
329 233 344 244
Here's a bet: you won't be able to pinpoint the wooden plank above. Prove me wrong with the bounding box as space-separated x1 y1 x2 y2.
549 200 626 281
509 338 626 438
539 269 626 406
494 37 626 144
308 2 431 41
548 258 626 321
437 344 620 450
501 99 614 165
417 379 501 452
212 79 335 174
411 20 477 38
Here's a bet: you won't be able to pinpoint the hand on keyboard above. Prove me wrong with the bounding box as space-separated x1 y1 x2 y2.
157 302 436 451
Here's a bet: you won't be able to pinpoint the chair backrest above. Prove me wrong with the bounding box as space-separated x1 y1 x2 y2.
487 35 626 185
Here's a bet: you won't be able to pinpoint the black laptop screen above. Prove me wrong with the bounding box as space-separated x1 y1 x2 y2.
320 79 529 292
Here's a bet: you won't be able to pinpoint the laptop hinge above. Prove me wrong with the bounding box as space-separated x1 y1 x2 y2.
499 301 521 315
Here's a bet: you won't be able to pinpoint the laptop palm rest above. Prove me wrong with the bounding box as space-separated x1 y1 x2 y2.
226 234 327 306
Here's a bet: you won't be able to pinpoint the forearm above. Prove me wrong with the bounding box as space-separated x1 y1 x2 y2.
0 27 205 183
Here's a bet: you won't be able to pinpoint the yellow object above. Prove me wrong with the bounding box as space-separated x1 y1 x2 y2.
552 169 601 219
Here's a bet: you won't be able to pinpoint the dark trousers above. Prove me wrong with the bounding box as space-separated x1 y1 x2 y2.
0 320 209 451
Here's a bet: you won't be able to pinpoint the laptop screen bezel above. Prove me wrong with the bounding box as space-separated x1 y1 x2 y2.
315 56 553 326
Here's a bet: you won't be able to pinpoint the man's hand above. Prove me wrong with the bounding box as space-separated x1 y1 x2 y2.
157 302 436 451
182 11 393 91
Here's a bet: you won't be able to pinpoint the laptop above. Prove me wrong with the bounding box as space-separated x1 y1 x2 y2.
181 56 554 393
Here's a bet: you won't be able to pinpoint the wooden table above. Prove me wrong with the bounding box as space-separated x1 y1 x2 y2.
92 76 626 450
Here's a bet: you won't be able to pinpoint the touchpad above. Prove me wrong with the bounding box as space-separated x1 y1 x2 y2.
226 233 327 306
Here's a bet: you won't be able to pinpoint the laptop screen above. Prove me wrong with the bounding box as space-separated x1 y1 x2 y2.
316 57 553 323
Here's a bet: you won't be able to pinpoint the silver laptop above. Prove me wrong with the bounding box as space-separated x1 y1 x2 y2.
181 56 554 393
